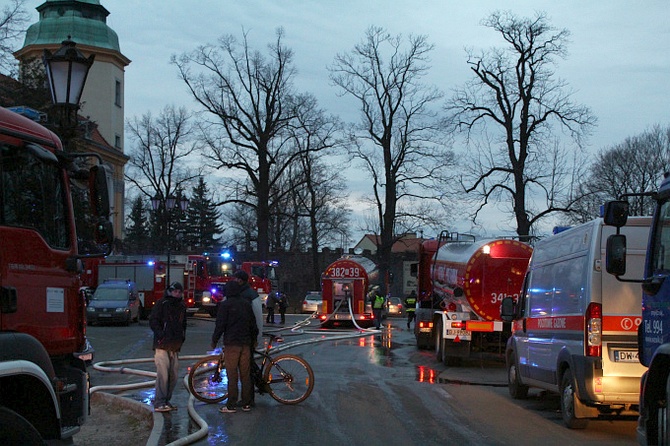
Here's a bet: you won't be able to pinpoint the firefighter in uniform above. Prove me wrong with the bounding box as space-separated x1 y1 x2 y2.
369 286 385 330
404 290 417 329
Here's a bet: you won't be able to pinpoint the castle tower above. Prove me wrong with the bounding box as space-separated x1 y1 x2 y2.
14 0 131 242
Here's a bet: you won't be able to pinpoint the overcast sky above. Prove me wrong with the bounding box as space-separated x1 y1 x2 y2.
24 0 670 239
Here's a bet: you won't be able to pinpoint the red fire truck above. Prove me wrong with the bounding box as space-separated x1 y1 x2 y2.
413 232 532 365
0 107 112 442
83 252 279 318
318 255 379 328
82 254 211 317
203 251 279 316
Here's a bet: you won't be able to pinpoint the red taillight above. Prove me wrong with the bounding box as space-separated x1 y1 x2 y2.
419 321 434 329
450 321 465 329
585 302 602 357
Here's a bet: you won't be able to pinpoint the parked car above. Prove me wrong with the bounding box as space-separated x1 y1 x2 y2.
301 291 323 314
87 279 141 326
386 297 403 317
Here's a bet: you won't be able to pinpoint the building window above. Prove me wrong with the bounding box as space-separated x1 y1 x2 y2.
115 135 121 149
115 80 122 107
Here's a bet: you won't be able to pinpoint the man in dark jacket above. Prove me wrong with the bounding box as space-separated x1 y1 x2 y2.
234 270 263 347
150 281 187 412
211 280 259 413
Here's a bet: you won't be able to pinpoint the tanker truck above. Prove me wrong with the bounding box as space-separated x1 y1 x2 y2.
318 255 379 328
413 232 532 365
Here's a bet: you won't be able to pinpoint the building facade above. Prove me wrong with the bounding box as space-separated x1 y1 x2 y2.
14 0 131 239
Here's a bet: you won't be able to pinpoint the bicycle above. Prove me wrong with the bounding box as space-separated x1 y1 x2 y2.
187 333 314 405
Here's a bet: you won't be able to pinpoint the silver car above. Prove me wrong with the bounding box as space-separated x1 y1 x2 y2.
301 291 323 314
386 297 403 317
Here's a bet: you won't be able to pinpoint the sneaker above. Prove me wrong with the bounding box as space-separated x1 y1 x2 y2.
241 405 251 412
219 406 237 413
154 405 171 413
167 402 178 411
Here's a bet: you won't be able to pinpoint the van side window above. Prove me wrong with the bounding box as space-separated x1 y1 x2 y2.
527 269 552 317
0 143 70 249
552 256 587 315
650 201 670 275
528 256 587 317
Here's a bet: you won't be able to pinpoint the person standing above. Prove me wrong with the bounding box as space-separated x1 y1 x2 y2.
211 280 258 413
265 291 278 324
149 281 187 412
404 290 417 329
234 270 263 348
234 269 264 405
278 292 289 325
369 286 385 330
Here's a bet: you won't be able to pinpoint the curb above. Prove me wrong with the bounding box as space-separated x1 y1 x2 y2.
437 362 508 387
91 391 163 446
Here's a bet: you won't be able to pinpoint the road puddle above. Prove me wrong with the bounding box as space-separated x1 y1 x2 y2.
416 365 438 383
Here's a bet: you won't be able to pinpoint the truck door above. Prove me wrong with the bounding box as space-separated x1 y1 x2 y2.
600 223 647 379
0 141 80 355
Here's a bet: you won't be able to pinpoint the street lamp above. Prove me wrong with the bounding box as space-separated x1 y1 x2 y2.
151 194 189 284
42 36 95 147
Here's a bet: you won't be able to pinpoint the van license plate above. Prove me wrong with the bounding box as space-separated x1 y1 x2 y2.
614 350 639 362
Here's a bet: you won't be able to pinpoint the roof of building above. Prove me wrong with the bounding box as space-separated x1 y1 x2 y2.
355 234 424 254
23 1 119 52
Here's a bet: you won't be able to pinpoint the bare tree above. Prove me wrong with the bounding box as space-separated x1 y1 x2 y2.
125 105 203 251
569 125 670 222
173 28 329 259
330 26 452 291
444 11 596 239
0 0 29 77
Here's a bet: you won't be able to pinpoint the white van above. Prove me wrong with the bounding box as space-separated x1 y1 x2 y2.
501 217 649 428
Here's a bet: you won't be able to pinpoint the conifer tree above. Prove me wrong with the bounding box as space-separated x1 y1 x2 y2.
185 177 222 251
124 196 151 254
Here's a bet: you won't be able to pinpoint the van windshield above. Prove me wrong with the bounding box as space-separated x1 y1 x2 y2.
92 288 128 301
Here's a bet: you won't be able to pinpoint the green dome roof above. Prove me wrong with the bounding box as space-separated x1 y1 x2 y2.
23 1 120 52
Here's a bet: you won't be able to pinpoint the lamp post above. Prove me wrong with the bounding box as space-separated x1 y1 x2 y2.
42 36 95 149
151 194 189 285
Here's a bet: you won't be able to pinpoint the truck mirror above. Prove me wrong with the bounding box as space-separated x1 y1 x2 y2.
94 218 113 256
500 296 516 322
89 164 111 218
605 234 626 276
603 201 629 228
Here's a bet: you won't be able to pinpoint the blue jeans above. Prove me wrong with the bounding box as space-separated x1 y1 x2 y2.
224 344 252 408
154 349 179 407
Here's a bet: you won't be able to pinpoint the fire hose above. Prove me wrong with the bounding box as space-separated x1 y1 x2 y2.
90 312 381 446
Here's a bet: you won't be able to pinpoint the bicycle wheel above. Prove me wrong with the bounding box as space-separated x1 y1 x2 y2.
187 355 229 403
263 354 314 405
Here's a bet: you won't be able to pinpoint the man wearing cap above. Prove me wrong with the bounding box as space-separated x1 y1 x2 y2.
150 282 187 412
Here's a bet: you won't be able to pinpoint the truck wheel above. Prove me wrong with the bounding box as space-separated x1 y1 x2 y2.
560 368 588 429
657 375 670 445
0 406 43 445
507 354 528 399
